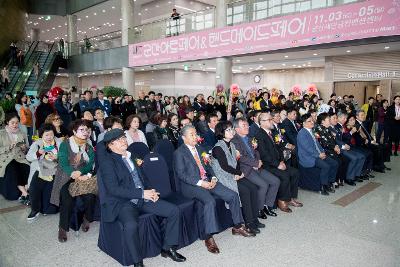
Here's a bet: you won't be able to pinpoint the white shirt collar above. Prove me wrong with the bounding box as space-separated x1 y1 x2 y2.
122 151 131 159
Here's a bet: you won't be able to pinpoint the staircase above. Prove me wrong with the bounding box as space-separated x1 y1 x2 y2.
23 52 48 93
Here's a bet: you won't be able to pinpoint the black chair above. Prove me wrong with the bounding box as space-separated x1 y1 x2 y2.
97 170 162 266
153 139 176 190
298 164 321 192
142 152 199 249
0 175 20 200
145 132 156 150
128 142 150 159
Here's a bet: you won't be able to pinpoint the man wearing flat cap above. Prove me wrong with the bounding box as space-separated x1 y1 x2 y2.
98 129 186 267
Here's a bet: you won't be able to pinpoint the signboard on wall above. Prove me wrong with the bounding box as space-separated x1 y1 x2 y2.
129 0 400 67
347 71 400 80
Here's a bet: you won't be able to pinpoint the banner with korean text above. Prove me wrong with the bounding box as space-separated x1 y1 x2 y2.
129 0 400 67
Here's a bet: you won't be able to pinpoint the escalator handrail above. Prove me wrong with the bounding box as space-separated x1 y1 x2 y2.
32 42 56 92
8 41 37 88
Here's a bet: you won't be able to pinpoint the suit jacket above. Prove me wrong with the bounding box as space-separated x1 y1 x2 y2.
99 151 148 223
231 134 260 177
92 98 112 115
281 118 298 146
202 128 217 152
260 99 272 111
271 123 289 151
331 125 345 147
297 128 324 168
248 122 260 139
255 128 283 169
173 144 215 186
151 100 166 115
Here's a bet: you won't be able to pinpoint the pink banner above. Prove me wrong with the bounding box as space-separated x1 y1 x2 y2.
129 0 400 67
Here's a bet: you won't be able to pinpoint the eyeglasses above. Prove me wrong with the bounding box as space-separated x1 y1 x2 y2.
225 128 235 133
54 117 61 121
77 128 89 132
260 119 272 122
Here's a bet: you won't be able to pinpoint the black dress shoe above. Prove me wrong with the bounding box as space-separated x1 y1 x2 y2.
385 167 391 171
134 261 144 267
362 175 369 180
255 220 265 228
367 174 375 178
320 186 329 196
394 152 398 156
327 185 335 193
258 210 267 220
247 224 260 234
345 180 356 186
263 207 277 217
161 248 186 262
356 177 364 182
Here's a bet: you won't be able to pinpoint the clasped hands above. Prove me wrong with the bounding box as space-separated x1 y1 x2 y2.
143 189 160 202
71 171 90 181
201 177 218 190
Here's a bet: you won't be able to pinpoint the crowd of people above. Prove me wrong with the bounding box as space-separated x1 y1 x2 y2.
0 88 399 267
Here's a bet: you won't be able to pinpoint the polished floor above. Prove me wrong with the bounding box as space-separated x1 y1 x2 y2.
0 159 399 267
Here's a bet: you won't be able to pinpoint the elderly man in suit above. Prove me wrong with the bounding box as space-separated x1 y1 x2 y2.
99 129 186 267
297 113 338 195
232 118 280 219
174 125 253 254
92 90 112 117
255 112 302 213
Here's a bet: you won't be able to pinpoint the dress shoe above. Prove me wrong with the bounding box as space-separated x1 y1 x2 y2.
356 177 364 182
134 261 144 267
327 185 335 193
394 152 398 156
258 210 267 220
320 186 329 196
232 225 255 237
58 228 67 243
263 207 277 217
345 180 356 186
161 248 186 262
246 224 260 234
277 200 292 213
338 181 344 187
385 166 391 171
255 220 265 228
334 183 339 189
82 217 90 232
374 168 385 173
367 173 375 178
205 237 220 254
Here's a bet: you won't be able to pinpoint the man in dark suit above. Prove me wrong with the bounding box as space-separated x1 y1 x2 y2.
151 93 166 115
232 118 280 218
174 125 253 254
92 90 112 116
281 108 299 146
297 113 338 195
99 129 186 267
255 112 302 213
260 92 273 111
202 113 219 152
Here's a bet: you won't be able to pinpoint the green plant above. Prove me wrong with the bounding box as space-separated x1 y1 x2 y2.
102 86 127 97
0 98 16 113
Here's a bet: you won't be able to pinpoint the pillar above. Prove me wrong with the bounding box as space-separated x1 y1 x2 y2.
215 1 231 89
121 0 141 46
30 28 40 42
67 14 78 89
216 0 228 28
122 67 135 96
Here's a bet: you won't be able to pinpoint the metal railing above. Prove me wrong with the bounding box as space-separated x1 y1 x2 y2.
30 42 58 92
128 7 216 44
68 30 122 56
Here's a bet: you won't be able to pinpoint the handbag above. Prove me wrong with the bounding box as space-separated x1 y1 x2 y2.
68 175 98 197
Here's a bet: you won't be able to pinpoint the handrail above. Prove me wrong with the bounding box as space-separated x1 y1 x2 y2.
12 52 40 94
31 42 57 92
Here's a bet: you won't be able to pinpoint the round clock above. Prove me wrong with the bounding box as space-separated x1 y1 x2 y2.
254 75 261 83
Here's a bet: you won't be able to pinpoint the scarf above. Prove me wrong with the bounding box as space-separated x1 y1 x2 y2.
69 136 89 162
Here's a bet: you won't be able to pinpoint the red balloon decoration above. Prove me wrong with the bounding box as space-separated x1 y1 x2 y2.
46 86 64 104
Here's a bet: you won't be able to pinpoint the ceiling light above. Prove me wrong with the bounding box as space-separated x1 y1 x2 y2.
292 64 296 67
145 8 148 11
58 25 62 27
302 64 306 66
52 27 55 30
102 9 106 13
249 67 253 70
346 50 351 53
284 55 289 58
259 58 263 60
64 22 67 25
236 59 240 62
92 72 95 75
384 46 390 49
47 29 50 32
93 12 97 15
112 6 115 9
27 35 30 38
282 63 286 66
313 53 318 56
141 68 145 71
156 5 160 8
77 18 81 21
138 13 142 15
86 15 89 18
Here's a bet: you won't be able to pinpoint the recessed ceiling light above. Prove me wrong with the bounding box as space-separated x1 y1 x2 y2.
302 64 306 66
384 46 390 49
138 13 142 16
346 50 351 53
259 58 263 60
77 18 81 21
145 8 148 11
102 9 106 13
47 29 49 32
292 65 296 67
85 15 89 18
112 6 115 9
236 59 240 62
58 25 62 27
93 12 97 15
156 5 160 7
282 63 286 66
141 68 145 71
313 53 318 56
52 27 55 30
284 55 289 58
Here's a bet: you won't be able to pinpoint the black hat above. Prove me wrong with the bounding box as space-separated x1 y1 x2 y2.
103 128 125 143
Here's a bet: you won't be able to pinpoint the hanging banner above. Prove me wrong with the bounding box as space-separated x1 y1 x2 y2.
129 0 400 67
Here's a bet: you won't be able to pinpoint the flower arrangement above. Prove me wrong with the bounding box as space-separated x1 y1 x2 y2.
213 84 227 104
314 133 321 139
306 84 319 97
135 158 144 167
197 136 204 144
274 134 282 144
46 86 64 104
236 150 241 161
280 128 286 134
230 84 241 99
201 152 210 165
32 135 40 142
251 138 258 149
291 85 302 100
270 88 280 105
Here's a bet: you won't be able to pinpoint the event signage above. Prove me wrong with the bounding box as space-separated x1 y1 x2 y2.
347 71 400 79
129 0 400 67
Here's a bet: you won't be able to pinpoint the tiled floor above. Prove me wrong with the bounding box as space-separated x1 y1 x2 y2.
0 158 399 267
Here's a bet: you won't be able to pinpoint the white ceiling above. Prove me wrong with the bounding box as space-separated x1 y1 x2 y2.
26 0 214 42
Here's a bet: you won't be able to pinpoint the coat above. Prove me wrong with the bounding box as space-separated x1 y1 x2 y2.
0 128 29 177
231 134 261 178
280 118 299 146
297 128 324 168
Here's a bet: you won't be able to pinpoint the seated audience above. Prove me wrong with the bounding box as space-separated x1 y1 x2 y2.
167 113 180 148
153 115 169 142
280 108 299 146
45 113 69 139
202 113 219 152
124 115 147 146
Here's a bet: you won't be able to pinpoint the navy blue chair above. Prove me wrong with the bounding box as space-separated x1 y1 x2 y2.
153 139 176 191
298 164 321 192
0 175 20 200
96 170 162 266
145 132 156 150
128 142 150 159
142 153 199 249
70 195 100 231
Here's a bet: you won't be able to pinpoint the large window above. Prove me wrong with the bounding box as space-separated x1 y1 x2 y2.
227 3 247 25
192 12 214 31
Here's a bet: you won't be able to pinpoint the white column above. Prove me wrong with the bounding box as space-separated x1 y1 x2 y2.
216 0 228 28
122 67 135 96
67 15 78 89
30 28 40 42
121 0 141 46
216 57 232 89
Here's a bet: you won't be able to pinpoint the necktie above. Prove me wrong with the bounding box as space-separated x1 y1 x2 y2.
191 147 207 180
242 136 254 158
310 130 322 153
122 157 145 204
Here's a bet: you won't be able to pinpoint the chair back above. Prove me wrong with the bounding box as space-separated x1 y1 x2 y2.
128 142 150 159
142 152 172 197
145 132 156 150
153 139 176 190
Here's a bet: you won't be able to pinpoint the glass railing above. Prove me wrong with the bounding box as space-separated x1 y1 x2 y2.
68 30 122 56
30 42 58 93
128 7 216 44
227 0 365 26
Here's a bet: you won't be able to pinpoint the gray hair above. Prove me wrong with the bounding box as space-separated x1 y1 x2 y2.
181 125 196 136
337 111 347 118
233 117 247 129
